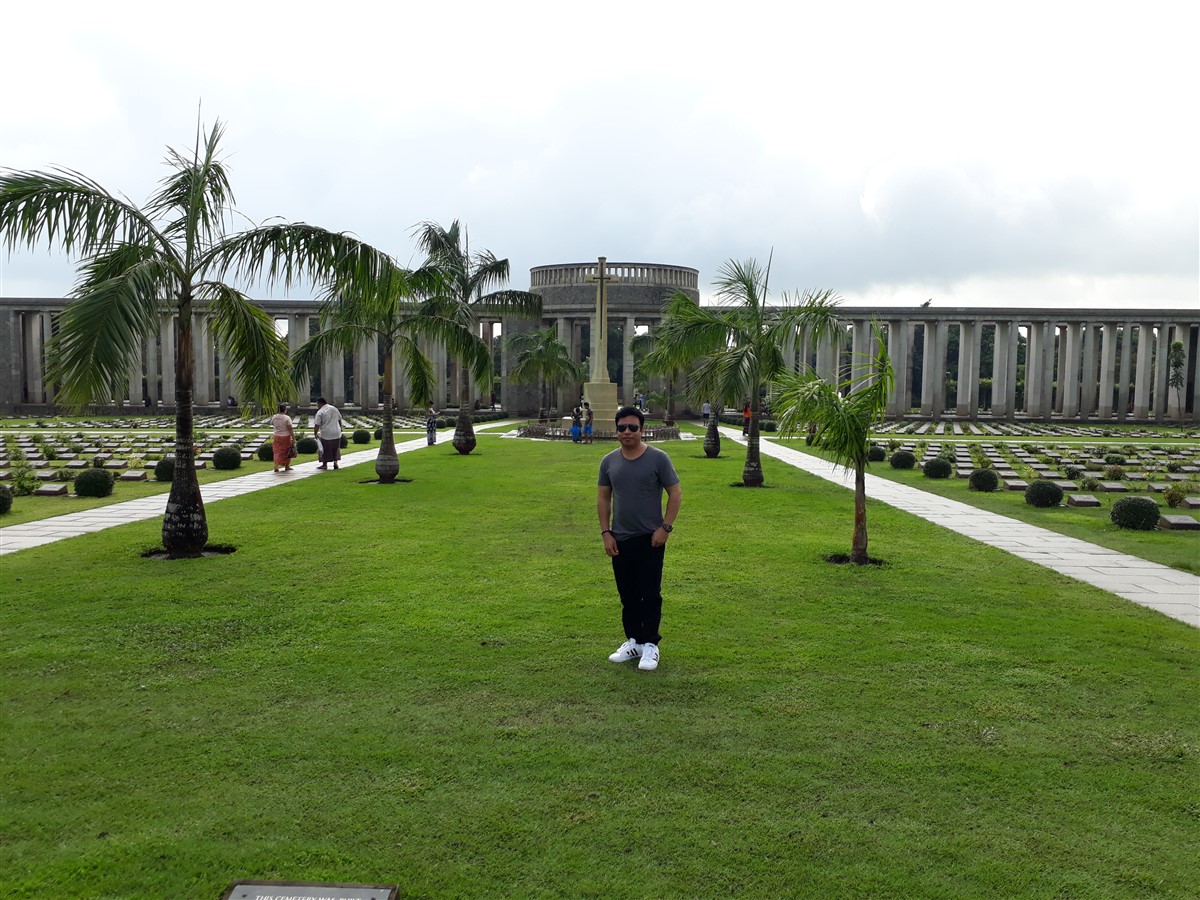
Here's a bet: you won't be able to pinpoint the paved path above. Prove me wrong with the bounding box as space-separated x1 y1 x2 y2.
0 427 468 556
717 428 1198 628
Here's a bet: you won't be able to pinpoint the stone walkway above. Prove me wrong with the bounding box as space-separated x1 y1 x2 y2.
0 427 464 556
4 422 1197 628
717 427 1198 628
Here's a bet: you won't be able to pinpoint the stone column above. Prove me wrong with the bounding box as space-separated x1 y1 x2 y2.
1053 325 1067 414
23 312 45 404
886 319 909 418
1116 322 1134 420
623 316 636 406
956 321 976 417
357 334 378 408
161 316 176 405
328 349 346 407
931 321 949 416
144 330 158 406
919 321 937 415
1061 321 1082 418
992 321 1012 418
1097 322 1117 419
1154 323 1171 421
193 315 212 405
128 337 144 404
816 330 837 383
1133 323 1153 419
1027 322 1055 420
0 309 24 407
851 319 872 391
1080 323 1099 419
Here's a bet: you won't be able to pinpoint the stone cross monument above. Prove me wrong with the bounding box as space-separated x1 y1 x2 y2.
584 257 619 429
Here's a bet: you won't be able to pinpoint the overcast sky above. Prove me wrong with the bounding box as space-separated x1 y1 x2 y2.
1 0 1196 310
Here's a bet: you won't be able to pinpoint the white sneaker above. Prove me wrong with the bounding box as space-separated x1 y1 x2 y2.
638 643 660 671
608 638 642 663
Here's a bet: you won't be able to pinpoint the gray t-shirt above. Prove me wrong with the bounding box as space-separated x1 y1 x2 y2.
598 445 680 540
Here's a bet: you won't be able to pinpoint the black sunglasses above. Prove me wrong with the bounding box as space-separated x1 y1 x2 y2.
616 423 641 432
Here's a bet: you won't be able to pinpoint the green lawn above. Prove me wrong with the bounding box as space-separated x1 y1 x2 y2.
2 439 1198 898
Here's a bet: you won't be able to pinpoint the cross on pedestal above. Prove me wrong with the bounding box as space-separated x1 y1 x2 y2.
586 257 619 383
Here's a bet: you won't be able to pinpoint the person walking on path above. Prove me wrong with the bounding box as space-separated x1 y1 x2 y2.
701 400 711 423
597 405 682 672
313 397 346 470
426 405 438 446
270 403 295 474
583 402 594 444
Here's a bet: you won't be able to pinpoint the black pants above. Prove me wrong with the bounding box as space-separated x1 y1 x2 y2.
612 533 666 645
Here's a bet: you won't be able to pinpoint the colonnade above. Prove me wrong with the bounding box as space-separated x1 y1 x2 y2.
2 299 1197 422
542 313 658 410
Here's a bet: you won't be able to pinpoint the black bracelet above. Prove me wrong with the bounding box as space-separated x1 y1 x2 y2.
600 529 612 536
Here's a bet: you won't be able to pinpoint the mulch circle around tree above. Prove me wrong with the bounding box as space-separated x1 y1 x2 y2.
823 553 886 566
141 544 237 560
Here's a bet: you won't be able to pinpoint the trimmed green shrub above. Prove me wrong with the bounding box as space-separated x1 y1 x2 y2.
74 468 115 498
1165 461 1182 473
1104 453 1126 465
867 445 887 462
923 457 953 479
296 437 318 455
0 484 12 515
968 469 1000 492
1103 465 1125 480
1163 481 1200 509
339 435 349 449
352 429 371 444
154 457 175 483
1110 496 1160 530
1079 476 1102 491
212 447 242 470
1025 480 1064 508
1063 464 1084 479
890 450 917 470
374 427 383 440
257 443 273 462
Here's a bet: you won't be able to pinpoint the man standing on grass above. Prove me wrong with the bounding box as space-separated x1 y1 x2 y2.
313 397 346 471
597 406 682 672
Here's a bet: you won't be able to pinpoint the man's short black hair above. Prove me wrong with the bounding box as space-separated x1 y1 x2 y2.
317 397 327 404
615 405 644 427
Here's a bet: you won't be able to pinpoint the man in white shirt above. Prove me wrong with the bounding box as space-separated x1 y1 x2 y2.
313 397 346 471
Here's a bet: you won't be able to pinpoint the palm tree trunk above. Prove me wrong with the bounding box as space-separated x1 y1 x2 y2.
376 340 399 483
452 359 477 455
850 463 869 564
162 301 208 557
742 389 764 486
703 404 721 458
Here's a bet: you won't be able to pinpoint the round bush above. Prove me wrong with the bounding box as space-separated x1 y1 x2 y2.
1163 481 1200 509
0 484 12 515
257 443 273 462
374 427 384 440
1110 496 1160 531
339 435 349 449
867 444 887 462
1063 464 1084 479
352 429 371 444
295 436 318 455
212 447 242 470
890 450 917 470
968 469 1000 492
1079 476 1102 491
923 457 953 479
74 468 115 498
1025 480 1064 508
1104 453 1126 465
1165 461 1182 473
154 457 175 483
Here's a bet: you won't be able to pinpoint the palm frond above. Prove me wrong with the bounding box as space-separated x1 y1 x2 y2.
46 247 174 407
289 323 364 388
200 283 293 408
392 334 437 406
471 288 542 321
0 169 166 259
149 122 235 251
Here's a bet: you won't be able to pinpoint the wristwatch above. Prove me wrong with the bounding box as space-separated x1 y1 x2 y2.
661 523 673 533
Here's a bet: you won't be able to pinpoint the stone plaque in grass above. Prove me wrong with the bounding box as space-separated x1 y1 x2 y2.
1148 483 1171 492
1005 479 1029 490
1054 481 1079 490
35 470 58 481
221 881 398 900
67 460 90 469
1182 497 1200 510
0 470 9 480
29 461 49 469
103 460 128 469
1166 473 1188 482
194 461 207 469
1067 494 1101 507
1159 514 1200 531
119 470 148 481
34 484 68 496
1099 482 1128 492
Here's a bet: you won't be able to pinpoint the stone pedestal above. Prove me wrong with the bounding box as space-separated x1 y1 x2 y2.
584 381 618 432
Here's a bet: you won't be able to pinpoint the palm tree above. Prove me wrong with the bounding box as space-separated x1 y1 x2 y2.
290 269 485 482
506 324 586 415
413 220 541 454
773 327 893 564
644 257 843 486
0 122 400 556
